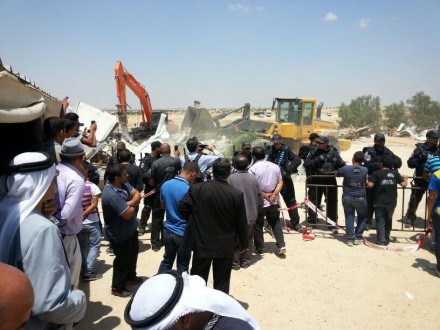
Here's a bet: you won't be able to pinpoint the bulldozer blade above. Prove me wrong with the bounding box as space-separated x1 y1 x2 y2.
180 106 218 139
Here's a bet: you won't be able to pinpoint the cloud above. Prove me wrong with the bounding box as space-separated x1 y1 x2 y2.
228 4 264 13
229 4 250 12
359 18 370 29
323 11 338 22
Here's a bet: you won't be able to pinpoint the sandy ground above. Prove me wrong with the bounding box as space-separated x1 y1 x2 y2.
77 114 440 330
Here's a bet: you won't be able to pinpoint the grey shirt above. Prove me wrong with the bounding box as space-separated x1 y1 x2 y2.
9 211 86 329
228 171 264 222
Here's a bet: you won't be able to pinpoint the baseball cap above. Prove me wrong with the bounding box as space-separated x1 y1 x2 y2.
242 142 251 149
272 134 282 143
374 133 386 141
65 112 84 126
316 136 329 143
426 130 439 139
116 141 126 150
309 133 320 141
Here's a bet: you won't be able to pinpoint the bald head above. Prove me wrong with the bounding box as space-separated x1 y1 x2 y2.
160 143 171 155
0 263 34 330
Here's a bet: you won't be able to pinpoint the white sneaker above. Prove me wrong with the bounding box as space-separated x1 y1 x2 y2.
277 247 287 255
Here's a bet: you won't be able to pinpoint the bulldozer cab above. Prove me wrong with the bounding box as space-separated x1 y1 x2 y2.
272 98 316 140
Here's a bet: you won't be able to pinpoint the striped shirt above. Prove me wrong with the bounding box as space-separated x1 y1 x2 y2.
424 155 440 173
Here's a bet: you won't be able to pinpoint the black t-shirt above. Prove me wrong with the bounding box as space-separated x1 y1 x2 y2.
368 169 403 207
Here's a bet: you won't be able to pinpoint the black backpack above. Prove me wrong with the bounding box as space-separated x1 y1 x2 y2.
184 154 204 183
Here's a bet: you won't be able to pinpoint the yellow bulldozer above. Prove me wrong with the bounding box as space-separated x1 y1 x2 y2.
262 97 351 152
179 97 351 153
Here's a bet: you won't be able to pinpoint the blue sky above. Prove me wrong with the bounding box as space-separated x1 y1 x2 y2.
1 0 439 109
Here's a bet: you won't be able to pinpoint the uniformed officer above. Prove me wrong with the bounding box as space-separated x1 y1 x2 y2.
405 130 439 224
267 134 302 231
363 133 402 227
303 136 346 230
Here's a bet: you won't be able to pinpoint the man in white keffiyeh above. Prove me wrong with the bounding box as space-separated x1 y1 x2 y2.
125 271 260 330
0 152 86 329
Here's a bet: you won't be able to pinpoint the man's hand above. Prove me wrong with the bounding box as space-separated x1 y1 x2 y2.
207 145 215 152
90 122 97 132
174 149 181 158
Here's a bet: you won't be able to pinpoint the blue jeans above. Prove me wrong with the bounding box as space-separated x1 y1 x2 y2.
158 228 190 274
77 222 101 275
375 206 395 244
342 195 367 240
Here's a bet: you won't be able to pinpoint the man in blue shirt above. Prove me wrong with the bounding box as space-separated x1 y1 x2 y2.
427 169 440 276
102 164 142 297
180 136 223 181
157 162 200 274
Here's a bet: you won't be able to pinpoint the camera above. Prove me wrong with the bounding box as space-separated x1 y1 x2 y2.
174 145 179 152
198 144 208 149
91 120 96 125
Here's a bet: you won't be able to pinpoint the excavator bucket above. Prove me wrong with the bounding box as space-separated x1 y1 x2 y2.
180 106 218 139
117 111 133 142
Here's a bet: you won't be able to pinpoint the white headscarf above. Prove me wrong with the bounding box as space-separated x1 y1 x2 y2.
127 272 260 330
0 152 56 263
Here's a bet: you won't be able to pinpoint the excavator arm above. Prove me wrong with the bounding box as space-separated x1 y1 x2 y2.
114 61 153 140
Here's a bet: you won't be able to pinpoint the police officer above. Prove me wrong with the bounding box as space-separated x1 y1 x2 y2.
138 141 162 235
405 130 439 224
363 133 402 227
267 134 302 231
303 136 345 230
298 132 319 160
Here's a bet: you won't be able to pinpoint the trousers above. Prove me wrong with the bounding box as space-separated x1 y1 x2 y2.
111 231 139 290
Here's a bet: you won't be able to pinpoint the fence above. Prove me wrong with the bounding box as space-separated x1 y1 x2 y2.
303 174 429 232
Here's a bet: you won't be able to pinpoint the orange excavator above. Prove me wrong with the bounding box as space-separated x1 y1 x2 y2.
114 61 159 141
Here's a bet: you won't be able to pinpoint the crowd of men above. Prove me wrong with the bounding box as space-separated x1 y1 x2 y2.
1 109 440 328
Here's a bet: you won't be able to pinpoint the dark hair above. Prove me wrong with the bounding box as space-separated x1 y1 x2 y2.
107 164 125 183
118 149 132 162
43 117 65 140
63 119 76 132
252 146 266 160
353 151 364 164
186 137 199 153
381 155 393 168
212 158 231 179
233 155 249 171
182 161 200 174
65 112 80 123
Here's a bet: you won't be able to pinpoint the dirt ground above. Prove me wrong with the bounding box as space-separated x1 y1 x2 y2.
77 113 440 330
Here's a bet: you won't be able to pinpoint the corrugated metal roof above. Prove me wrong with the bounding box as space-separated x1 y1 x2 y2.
69 101 119 160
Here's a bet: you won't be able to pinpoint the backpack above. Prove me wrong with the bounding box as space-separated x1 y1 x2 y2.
184 154 204 183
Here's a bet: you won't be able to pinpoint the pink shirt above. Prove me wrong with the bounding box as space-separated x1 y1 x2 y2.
249 159 282 208
55 162 85 235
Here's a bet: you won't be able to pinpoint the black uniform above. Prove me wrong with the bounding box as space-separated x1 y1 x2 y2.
363 145 402 222
138 153 159 232
303 146 345 224
298 142 315 160
267 145 302 229
405 142 438 221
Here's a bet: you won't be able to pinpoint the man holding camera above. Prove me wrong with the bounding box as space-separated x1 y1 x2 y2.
180 136 223 182
303 136 346 228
